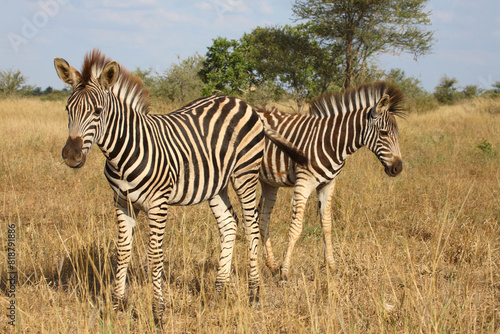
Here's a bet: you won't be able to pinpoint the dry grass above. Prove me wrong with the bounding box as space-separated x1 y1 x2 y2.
0 97 499 333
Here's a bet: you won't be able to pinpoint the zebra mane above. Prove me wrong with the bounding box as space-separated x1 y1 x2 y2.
80 49 150 114
309 82 404 118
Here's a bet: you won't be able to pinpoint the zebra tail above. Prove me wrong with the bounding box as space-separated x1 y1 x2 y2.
263 126 308 166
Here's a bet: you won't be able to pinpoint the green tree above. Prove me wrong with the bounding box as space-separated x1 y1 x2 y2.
491 81 500 95
198 37 255 96
0 68 27 96
434 75 458 105
384 68 425 97
160 54 204 104
134 54 204 104
293 0 435 88
384 68 437 113
462 85 483 99
244 25 341 109
133 67 159 92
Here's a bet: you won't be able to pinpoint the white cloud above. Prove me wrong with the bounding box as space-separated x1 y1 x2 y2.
435 49 492 66
88 6 198 32
194 2 213 11
102 0 159 8
194 0 249 15
258 0 274 15
433 10 453 24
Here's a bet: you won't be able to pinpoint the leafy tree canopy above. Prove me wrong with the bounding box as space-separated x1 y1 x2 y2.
293 0 435 88
0 68 27 96
198 37 255 96
244 25 341 107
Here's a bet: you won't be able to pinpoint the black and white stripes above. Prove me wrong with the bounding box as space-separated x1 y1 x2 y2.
257 82 404 280
54 49 305 322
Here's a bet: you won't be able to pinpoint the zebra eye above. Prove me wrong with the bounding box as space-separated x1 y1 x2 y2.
94 106 103 115
380 130 389 137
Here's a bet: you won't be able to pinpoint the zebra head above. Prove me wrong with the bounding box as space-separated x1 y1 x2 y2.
364 94 403 177
54 57 119 168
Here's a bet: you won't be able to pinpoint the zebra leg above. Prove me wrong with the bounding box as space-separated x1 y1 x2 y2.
209 189 237 296
147 203 168 323
113 205 138 310
281 181 317 281
258 182 279 274
232 173 261 303
317 180 337 271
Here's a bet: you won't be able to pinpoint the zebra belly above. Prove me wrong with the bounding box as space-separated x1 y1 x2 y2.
107 170 226 211
259 162 297 188
167 180 225 206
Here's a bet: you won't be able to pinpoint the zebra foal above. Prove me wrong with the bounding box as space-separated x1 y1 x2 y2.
257 82 404 280
54 49 305 322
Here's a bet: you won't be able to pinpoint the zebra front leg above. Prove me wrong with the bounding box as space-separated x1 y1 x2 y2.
147 204 168 323
281 181 317 281
209 190 237 296
258 182 279 274
113 205 138 310
317 180 337 271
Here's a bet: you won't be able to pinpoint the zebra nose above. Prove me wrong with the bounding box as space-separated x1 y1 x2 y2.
389 157 403 176
62 136 86 168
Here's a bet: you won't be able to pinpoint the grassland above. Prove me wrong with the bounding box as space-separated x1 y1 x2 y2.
0 97 499 333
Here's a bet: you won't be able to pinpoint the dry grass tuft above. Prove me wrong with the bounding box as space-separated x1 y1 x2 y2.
0 97 499 333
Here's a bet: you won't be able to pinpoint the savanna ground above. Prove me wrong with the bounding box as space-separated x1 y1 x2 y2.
0 96 499 333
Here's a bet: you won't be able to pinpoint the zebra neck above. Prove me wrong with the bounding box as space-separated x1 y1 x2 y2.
97 102 148 172
325 106 367 163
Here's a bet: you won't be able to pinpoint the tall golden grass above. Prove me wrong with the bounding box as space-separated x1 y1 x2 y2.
0 97 499 333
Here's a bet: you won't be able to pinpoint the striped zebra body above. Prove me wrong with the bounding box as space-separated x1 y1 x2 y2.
54 50 304 321
102 95 264 208
257 82 404 280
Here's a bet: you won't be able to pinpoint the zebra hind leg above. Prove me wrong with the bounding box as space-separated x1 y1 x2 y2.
317 180 337 272
209 189 237 298
281 181 317 281
258 182 279 274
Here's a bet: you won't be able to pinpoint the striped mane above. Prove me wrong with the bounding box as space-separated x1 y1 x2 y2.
309 82 404 117
80 49 150 114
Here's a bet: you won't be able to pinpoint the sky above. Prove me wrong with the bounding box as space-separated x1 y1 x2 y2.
1 0 499 93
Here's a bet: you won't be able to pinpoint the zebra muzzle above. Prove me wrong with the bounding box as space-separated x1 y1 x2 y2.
62 136 86 168
384 157 403 177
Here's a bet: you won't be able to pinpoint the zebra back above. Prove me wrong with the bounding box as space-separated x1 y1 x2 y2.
309 82 404 118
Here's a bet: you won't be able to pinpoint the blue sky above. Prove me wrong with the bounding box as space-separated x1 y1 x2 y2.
1 0 499 92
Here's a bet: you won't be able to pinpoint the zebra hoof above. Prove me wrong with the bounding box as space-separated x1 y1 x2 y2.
214 280 233 304
249 286 260 306
112 295 128 312
153 302 165 327
277 279 289 287
266 264 280 276
154 315 164 329
280 267 289 282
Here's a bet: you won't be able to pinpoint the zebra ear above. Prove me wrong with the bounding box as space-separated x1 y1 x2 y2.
54 58 82 89
100 61 120 89
371 94 391 118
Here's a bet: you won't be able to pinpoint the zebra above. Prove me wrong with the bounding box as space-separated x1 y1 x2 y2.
53 49 306 322
256 82 404 281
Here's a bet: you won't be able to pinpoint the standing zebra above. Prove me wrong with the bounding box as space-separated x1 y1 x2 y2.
257 82 404 280
54 49 306 322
